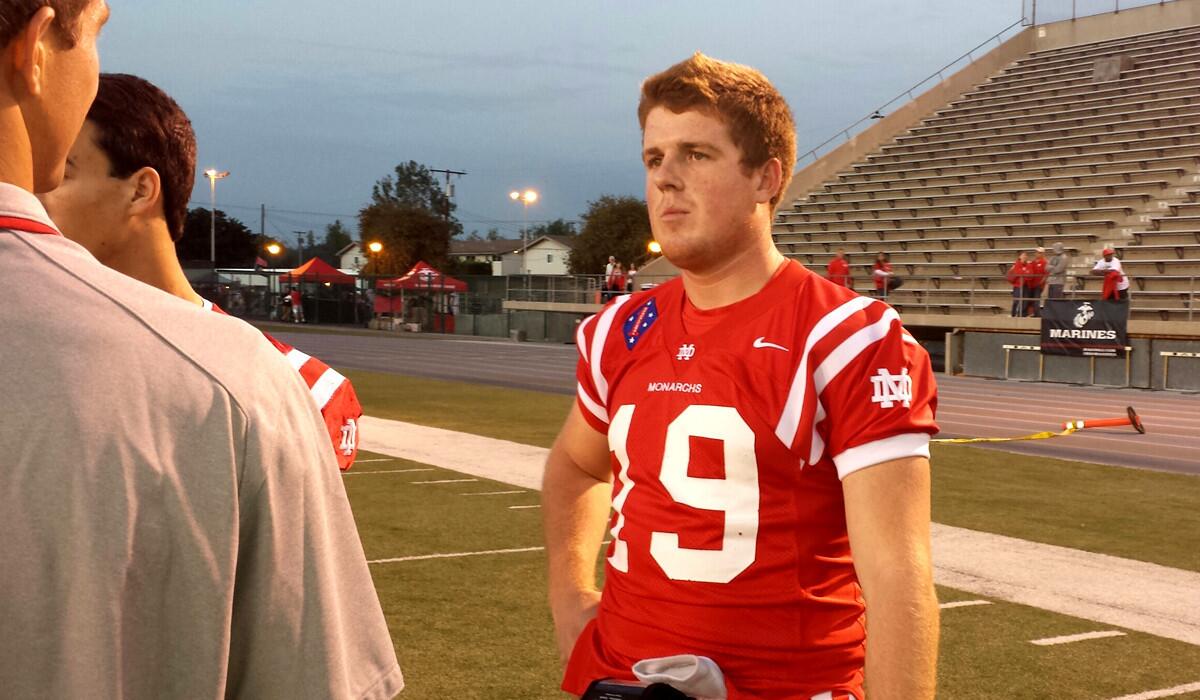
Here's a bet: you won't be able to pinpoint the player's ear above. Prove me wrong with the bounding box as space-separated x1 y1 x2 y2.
128 166 163 218
754 157 783 206
7 7 56 97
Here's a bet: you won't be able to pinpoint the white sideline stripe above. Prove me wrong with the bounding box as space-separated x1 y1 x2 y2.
1107 681 1200 700
939 600 992 610
1030 630 1126 646
411 478 478 484
460 490 527 496
360 415 1200 646
355 458 396 463
342 469 434 476
368 546 545 565
508 505 540 510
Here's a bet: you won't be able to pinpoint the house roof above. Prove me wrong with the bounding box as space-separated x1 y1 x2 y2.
526 235 577 250
336 242 360 256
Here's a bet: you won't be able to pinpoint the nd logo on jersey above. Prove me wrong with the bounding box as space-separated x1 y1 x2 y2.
870 368 912 409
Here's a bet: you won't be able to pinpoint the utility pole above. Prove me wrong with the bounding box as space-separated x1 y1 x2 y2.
260 204 266 238
429 168 467 220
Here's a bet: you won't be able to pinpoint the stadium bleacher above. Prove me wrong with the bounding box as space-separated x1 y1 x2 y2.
776 23 1200 320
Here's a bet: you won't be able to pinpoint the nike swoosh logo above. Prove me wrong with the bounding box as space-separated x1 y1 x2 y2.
753 337 789 352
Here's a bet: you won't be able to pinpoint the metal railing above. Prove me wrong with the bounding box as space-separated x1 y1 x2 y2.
796 18 1027 165
1023 0 1180 26
502 272 1197 320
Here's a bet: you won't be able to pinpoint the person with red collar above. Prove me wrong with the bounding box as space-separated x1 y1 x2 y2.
544 54 938 700
872 251 897 297
1 27 400 697
827 248 852 287
1007 251 1031 317
1025 246 1048 317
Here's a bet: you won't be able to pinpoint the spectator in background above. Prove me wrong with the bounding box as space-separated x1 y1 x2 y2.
626 263 637 292
872 252 900 298
1025 246 1048 317
603 255 616 300
1007 251 1031 317
1046 241 1069 304
827 248 851 288
611 262 626 297
1091 247 1129 301
290 285 305 323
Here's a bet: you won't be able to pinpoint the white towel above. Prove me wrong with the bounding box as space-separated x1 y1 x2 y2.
631 654 727 700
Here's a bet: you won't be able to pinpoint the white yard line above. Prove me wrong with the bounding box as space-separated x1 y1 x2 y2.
343 468 435 476
460 490 527 496
939 600 992 610
368 546 545 565
361 415 1200 647
411 478 478 485
1030 630 1126 646
355 458 397 463
1107 681 1200 700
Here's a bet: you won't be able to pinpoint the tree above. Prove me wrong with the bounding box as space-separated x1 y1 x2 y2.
359 162 461 275
307 220 353 267
522 218 577 241
568 196 651 275
177 207 257 267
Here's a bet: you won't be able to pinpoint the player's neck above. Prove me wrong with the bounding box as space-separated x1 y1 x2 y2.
108 221 205 306
0 107 36 192
680 233 786 310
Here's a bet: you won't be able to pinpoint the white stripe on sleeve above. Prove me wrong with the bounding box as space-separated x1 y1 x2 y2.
590 295 632 406
309 368 347 410
577 384 609 425
833 432 931 480
576 314 596 365
775 296 876 449
285 348 312 371
808 308 900 464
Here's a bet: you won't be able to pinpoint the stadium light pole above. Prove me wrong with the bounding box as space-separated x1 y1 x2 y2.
509 189 538 275
204 168 230 266
265 241 282 298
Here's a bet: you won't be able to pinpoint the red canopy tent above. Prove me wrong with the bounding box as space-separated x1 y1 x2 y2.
373 261 465 331
280 257 356 285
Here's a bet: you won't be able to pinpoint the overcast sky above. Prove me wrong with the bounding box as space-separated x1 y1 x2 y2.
98 1 1024 246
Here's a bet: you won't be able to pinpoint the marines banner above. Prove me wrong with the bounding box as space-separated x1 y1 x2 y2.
1040 300 1129 358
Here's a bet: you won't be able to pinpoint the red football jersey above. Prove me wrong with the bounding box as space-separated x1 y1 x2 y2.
564 261 937 700
204 301 361 470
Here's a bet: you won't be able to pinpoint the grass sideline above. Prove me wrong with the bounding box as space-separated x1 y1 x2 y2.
347 452 1200 699
344 368 1200 572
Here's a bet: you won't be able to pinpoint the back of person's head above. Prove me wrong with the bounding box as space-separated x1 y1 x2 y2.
0 1 88 49
86 73 196 240
638 52 796 209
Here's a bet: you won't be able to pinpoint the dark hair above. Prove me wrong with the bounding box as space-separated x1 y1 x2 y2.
87 73 196 240
639 53 797 209
0 1 88 49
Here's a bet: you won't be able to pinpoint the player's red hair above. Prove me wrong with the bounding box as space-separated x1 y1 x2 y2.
638 52 797 209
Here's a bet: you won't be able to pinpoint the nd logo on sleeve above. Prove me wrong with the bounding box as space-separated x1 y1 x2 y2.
870 368 912 409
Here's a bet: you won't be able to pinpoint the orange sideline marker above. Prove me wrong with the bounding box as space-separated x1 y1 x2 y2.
1061 406 1146 434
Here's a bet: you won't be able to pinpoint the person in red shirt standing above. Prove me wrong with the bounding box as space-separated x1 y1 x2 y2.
543 53 939 700
1025 246 1048 317
289 285 306 323
1007 251 1031 317
827 248 852 288
38 73 361 470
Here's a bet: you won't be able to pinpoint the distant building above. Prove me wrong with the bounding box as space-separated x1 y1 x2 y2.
338 242 362 272
521 235 576 275
450 235 578 276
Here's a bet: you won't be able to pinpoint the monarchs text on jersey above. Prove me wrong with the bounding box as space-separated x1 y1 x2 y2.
563 261 938 700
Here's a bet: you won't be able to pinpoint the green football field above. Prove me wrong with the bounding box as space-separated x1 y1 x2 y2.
340 369 1200 699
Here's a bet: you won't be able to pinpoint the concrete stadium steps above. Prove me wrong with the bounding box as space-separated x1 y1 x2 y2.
778 23 1200 320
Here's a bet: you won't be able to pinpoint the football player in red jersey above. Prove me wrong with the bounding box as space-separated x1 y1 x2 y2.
543 54 939 700
38 73 361 470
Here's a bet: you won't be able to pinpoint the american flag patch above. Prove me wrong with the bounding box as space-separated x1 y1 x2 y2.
623 298 659 350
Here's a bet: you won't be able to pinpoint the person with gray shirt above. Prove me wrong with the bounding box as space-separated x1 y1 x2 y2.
1046 241 1070 303
0 3 402 698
